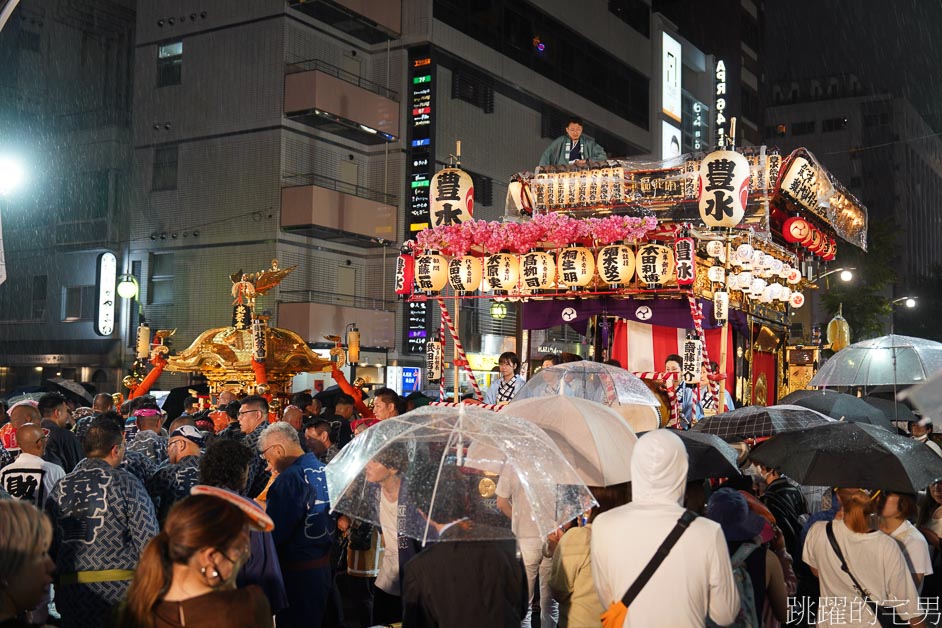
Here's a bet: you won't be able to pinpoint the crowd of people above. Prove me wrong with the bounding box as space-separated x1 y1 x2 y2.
1 350 941 628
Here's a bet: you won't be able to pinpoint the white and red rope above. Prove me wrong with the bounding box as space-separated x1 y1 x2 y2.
436 297 484 401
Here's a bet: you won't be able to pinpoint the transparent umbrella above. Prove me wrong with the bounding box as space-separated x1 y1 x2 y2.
513 362 661 432
809 334 942 388
899 369 942 423
324 405 596 544
501 396 637 486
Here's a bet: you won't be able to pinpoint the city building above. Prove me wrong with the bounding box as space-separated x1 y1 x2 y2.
0 0 135 395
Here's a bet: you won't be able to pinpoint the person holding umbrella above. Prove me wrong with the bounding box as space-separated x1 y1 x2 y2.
802 488 924 627
911 420 942 457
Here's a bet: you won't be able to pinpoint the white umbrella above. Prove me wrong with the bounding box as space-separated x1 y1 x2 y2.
501 396 637 486
810 334 942 388
898 369 942 423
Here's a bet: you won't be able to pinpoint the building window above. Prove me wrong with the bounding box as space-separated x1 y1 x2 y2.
433 0 649 129
823 117 848 132
62 286 94 321
32 275 47 320
607 0 650 38
452 70 495 114
157 41 183 87
152 145 178 191
149 253 174 305
791 120 816 136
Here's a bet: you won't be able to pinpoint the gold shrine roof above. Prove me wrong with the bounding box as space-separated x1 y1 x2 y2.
164 325 331 377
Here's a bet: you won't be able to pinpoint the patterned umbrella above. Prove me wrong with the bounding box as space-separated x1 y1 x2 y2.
809 334 942 388
691 404 833 441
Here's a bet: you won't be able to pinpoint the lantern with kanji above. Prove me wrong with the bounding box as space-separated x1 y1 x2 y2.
596 245 635 287
556 246 596 289
636 243 675 288
430 167 474 226
415 252 449 294
395 252 415 299
714 291 729 322
674 237 696 286
485 252 520 294
697 150 751 228
448 256 482 295
519 250 556 291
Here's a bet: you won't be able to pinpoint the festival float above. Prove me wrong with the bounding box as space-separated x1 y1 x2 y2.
398 122 868 426
124 260 333 417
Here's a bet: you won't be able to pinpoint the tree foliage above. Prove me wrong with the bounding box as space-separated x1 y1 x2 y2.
820 218 896 341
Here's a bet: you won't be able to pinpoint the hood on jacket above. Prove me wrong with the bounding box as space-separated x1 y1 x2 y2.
630 430 688 506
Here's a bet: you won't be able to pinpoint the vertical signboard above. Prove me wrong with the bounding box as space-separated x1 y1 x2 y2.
95 251 117 336
661 33 682 123
405 47 435 355
715 59 727 147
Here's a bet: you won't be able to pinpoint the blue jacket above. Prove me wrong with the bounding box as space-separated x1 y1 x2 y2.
268 452 334 562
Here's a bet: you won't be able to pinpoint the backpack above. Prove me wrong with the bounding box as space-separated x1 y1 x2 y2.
707 542 759 628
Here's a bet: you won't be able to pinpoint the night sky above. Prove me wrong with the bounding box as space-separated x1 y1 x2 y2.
765 0 942 131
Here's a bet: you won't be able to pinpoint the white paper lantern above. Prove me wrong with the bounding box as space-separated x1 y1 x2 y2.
738 271 753 289
727 273 741 291
448 256 483 293
636 243 676 287
767 284 783 301
786 268 802 285
749 278 767 295
789 292 806 308
596 245 636 286
770 259 784 275
430 167 474 226
778 286 792 302
415 253 449 293
736 244 754 262
519 251 556 290
557 246 596 288
761 254 775 269
697 149 751 228
484 253 520 292
706 240 725 258
779 264 793 279
760 286 775 303
714 291 729 321
707 266 726 283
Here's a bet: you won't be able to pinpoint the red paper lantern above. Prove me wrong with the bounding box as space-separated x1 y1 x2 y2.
395 253 415 298
782 217 811 243
807 228 825 254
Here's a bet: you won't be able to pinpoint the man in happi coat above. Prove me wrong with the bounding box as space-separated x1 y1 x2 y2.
46 417 158 628
126 406 168 465
146 424 204 523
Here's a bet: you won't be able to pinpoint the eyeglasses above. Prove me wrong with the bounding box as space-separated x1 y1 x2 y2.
238 409 261 417
259 444 281 460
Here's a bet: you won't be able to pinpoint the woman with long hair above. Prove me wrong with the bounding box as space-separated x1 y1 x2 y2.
120 487 274 628
803 488 924 627
0 500 55 628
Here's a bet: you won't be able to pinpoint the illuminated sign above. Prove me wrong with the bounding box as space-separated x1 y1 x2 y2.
95 251 117 336
661 120 682 159
405 47 435 354
662 33 682 123
693 101 705 150
715 59 727 146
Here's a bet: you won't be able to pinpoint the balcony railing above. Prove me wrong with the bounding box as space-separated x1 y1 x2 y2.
280 288 396 312
282 172 397 206
285 58 399 102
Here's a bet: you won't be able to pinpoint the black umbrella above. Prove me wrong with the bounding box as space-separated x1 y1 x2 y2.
161 384 209 422
860 396 918 423
750 422 942 493
672 430 741 481
691 405 833 441
779 389 892 430
43 377 94 405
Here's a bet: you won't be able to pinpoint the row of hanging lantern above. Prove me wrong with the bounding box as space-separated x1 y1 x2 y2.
398 242 680 297
781 216 837 261
702 240 805 314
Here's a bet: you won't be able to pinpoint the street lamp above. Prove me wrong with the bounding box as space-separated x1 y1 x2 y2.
0 155 25 197
892 296 917 309
811 267 855 284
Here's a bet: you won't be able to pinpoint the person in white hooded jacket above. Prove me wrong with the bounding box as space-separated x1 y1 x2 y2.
590 430 740 627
